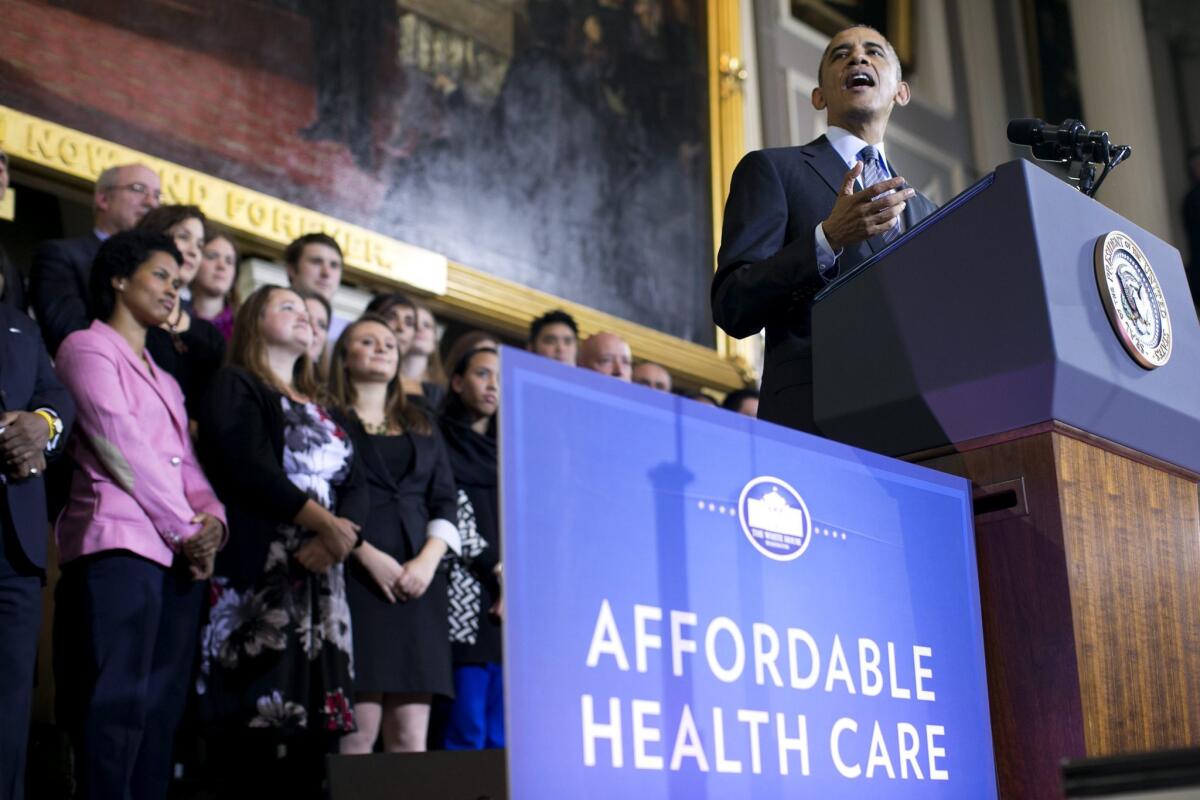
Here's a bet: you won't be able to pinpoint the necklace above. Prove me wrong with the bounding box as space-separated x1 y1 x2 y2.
361 418 395 435
167 305 188 354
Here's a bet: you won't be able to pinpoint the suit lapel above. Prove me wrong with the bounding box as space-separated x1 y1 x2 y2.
799 135 850 197
352 418 401 492
140 350 190 438
97 323 188 439
0 314 14 413
801 137 887 256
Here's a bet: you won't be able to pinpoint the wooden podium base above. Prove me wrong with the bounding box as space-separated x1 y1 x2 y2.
912 422 1200 800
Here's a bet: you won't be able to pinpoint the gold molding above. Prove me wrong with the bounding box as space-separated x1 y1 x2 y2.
438 262 743 389
0 3 753 391
708 0 758 384
0 104 448 295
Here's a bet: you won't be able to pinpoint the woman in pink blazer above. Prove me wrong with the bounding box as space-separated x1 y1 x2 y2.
53 230 227 800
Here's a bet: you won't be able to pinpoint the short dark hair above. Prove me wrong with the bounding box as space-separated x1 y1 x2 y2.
0 149 8 167
529 309 578 343
135 204 206 237
817 25 901 86
721 387 759 412
89 230 182 322
285 233 343 267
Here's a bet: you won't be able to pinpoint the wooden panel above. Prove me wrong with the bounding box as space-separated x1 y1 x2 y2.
1053 433 1200 755
922 433 1087 799
919 429 1200 799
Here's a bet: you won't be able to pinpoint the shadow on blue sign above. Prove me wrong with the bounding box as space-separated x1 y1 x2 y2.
500 347 997 799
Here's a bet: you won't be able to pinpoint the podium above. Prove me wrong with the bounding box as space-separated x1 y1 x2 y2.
811 159 1200 799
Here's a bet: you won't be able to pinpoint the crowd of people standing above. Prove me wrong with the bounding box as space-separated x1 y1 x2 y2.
0 156 757 799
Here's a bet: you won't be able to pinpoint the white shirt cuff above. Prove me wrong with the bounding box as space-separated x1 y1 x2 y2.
814 222 842 281
427 517 462 556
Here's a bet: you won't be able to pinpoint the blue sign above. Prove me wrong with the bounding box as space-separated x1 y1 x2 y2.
500 348 997 799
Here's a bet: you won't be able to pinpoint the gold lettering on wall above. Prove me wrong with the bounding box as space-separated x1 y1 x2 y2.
0 105 448 295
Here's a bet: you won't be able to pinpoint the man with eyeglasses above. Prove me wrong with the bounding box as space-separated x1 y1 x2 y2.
29 163 161 355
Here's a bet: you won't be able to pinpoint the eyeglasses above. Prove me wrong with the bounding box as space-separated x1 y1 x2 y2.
104 182 162 202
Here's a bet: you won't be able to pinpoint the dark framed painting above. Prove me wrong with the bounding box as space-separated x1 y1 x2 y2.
0 0 716 345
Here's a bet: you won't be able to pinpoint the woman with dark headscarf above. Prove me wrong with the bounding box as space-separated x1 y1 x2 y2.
439 346 504 749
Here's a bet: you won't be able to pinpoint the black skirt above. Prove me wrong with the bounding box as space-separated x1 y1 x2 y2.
346 433 453 697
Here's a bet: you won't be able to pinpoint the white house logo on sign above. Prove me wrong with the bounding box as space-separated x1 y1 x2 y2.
738 476 812 561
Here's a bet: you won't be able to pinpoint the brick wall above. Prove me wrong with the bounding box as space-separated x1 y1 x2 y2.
0 0 385 210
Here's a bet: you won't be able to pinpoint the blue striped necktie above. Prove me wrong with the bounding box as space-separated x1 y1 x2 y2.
859 145 903 241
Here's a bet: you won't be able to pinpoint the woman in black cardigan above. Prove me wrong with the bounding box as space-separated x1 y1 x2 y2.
439 346 504 749
135 205 226 420
328 314 460 754
195 285 366 796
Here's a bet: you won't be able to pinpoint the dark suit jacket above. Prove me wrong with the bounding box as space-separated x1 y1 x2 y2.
332 409 457 560
0 303 75 568
29 232 102 356
712 135 937 433
0 243 26 311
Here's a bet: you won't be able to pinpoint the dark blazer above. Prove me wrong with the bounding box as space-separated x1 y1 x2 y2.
0 303 75 568
712 136 937 433
332 409 457 561
29 232 102 356
196 366 369 587
0 243 26 311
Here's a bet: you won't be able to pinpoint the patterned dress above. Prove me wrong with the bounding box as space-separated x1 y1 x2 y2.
197 398 357 734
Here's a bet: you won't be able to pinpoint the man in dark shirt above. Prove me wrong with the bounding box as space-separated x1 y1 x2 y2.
712 26 936 433
28 162 161 355
0 303 74 800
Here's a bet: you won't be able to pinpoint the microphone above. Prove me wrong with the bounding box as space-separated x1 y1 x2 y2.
1007 118 1118 163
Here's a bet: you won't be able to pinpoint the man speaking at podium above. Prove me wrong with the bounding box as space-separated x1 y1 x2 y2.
712 26 937 433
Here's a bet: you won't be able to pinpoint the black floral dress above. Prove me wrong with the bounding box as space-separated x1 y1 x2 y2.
197 398 357 734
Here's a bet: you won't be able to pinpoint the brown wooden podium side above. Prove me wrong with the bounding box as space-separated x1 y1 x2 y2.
912 422 1200 800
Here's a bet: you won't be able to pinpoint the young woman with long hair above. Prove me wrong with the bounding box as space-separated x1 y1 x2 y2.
327 314 460 754
191 224 240 341
195 285 366 796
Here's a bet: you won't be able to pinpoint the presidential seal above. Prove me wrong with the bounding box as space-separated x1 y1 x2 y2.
737 476 812 562
1094 231 1172 369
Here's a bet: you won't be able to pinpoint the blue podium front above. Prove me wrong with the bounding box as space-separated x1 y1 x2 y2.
500 348 997 799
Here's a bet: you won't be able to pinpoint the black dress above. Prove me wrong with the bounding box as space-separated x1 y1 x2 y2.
337 412 458 697
146 317 225 419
